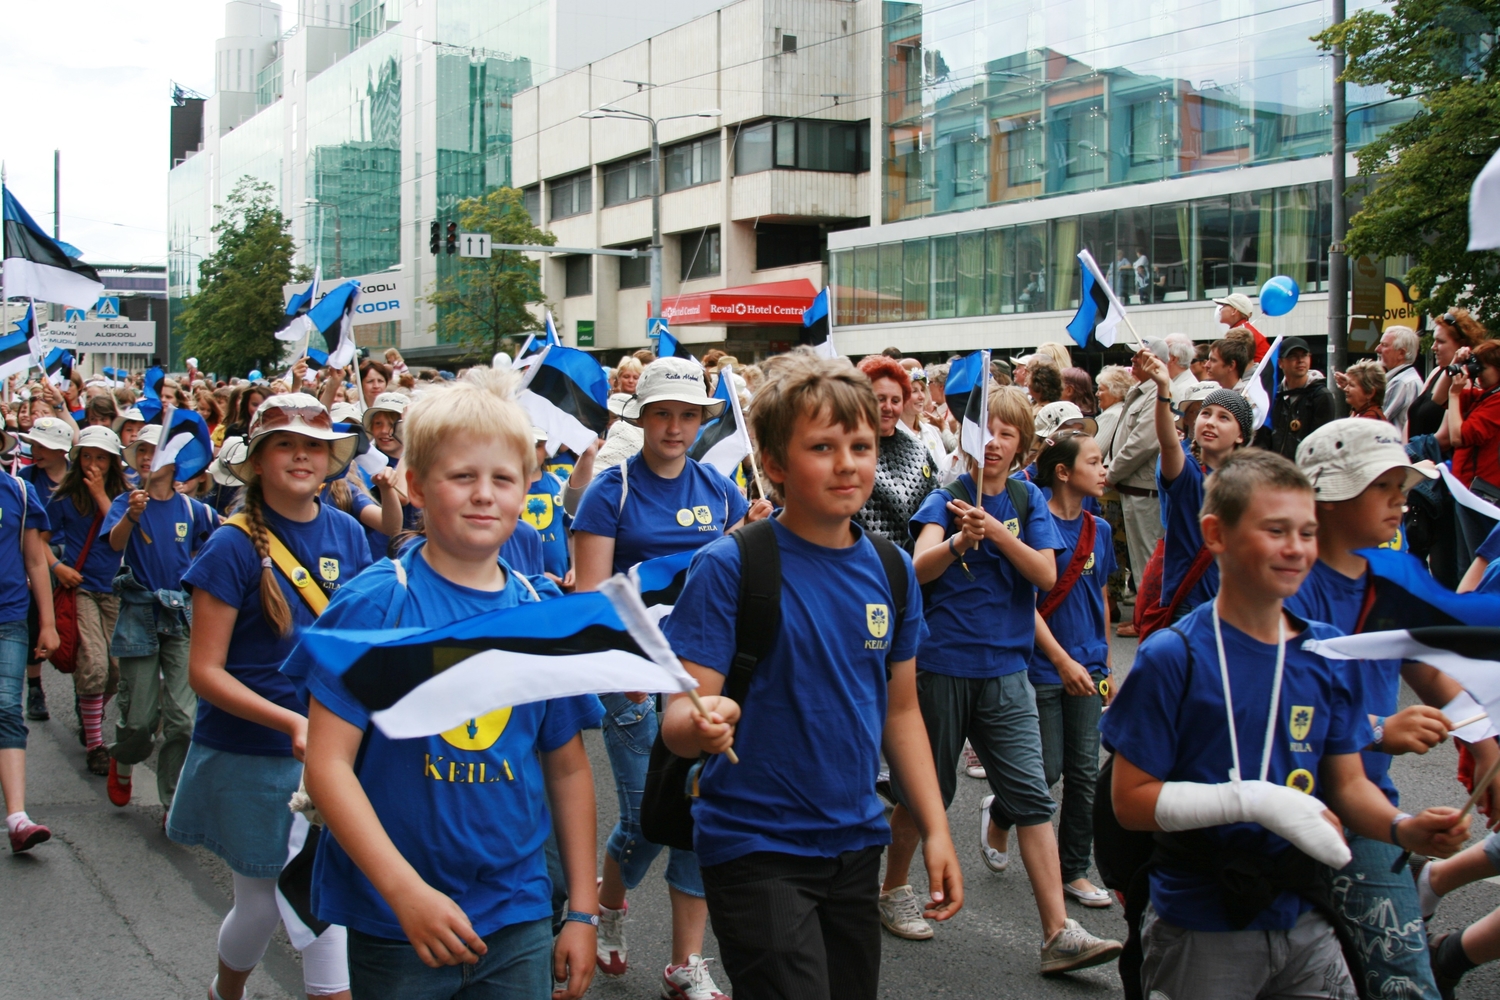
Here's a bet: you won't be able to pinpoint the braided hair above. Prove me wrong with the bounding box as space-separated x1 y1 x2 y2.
237 478 294 636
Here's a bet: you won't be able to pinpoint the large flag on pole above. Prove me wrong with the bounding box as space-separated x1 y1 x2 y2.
945 350 993 468
690 367 751 477
2 186 104 308
1065 249 1124 349
800 287 836 359
305 278 360 368
275 266 323 343
518 344 610 456
0 303 36 380
515 312 563 360
1244 333 1284 430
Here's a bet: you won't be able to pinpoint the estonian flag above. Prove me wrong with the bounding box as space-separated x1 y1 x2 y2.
630 548 697 625
1356 547 1500 632
143 366 165 400
275 814 330 950
2 186 104 308
689 367 751 478
657 325 695 361
293 578 697 740
276 266 323 343
0 303 36 380
1245 333 1284 430
515 311 564 360
334 420 388 479
800 287 836 359
305 278 360 369
42 346 73 387
518 344 610 456
150 407 215 482
945 350 993 468
1065 249 1124 349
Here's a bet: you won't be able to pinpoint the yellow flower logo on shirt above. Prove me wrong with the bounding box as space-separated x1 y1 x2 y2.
1289 706 1314 742
524 492 555 531
175 521 188 540
440 707 513 751
1084 553 1095 571
1003 518 1020 537
319 557 340 582
1286 768 1315 794
867 604 889 639
693 505 713 525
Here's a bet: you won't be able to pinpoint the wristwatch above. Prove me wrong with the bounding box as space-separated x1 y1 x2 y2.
1371 716 1386 751
563 910 599 928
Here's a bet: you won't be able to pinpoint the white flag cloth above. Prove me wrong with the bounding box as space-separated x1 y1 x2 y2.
1469 147 1500 251
1440 463 1500 522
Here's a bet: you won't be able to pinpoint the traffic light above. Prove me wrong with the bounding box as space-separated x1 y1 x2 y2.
445 222 458 255
429 221 440 255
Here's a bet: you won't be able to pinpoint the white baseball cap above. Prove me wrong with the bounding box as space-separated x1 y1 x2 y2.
621 357 725 421
1214 292 1255 318
1034 400 1098 440
19 417 74 454
362 392 409 437
113 406 147 434
1296 418 1437 502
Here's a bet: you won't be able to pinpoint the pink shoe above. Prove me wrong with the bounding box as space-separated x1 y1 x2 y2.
9 818 51 853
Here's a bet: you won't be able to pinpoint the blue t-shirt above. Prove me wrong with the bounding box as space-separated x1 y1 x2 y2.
1029 510 1115 685
663 518 928 867
908 475 1060 678
102 491 216 592
1479 521 1500 565
282 546 602 940
501 521 545 576
1285 559 1398 805
1157 443 1216 612
19 464 62 513
573 454 748 574
183 501 372 756
1099 603 1370 932
0 475 48 624
46 494 125 594
522 470 571 578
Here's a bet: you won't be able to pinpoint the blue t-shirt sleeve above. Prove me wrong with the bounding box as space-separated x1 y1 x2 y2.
661 539 742 676
910 487 954 533
22 481 46 527
101 493 131 535
889 554 927 662
538 694 605 751
1022 482 1063 550
571 468 624 539
1096 518 1118 579
1098 630 1189 778
1479 521 1500 564
182 524 257 609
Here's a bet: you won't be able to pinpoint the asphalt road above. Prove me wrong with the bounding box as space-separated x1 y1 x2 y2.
6 630 1500 1000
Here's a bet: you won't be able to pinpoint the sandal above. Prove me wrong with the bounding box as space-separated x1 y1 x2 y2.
1115 623 1138 638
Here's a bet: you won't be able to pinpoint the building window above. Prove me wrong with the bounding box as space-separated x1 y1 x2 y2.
756 224 823 269
734 119 869 175
617 243 650 288
665 135 721 192
603 154 652 207
680 228 720 280
549 172 591 220
521 186 541 223
564 256 592 297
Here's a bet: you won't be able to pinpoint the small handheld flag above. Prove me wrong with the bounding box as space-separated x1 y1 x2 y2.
800 287 836 359
689 371 751 477
42 346 73 387
150 407 216 482
518 345 611 457
657 325 695 361
276 266 323 342
305 279 361 369
334 421 388 480
1357 547 1500 631
944 350 993 473
1066 249 1126 349
1244 333 1284 430
629 549 697 624
0 304 36 380
3 186 105 308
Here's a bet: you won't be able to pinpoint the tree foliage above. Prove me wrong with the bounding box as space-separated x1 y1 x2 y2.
1318 1 1500 327
425 187 556 358
177 178 304 377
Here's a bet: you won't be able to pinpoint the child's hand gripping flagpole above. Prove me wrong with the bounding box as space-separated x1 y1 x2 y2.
599 575 740 764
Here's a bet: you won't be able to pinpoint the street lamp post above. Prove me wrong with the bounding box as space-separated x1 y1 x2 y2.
579 106 721 326
304 197 342 277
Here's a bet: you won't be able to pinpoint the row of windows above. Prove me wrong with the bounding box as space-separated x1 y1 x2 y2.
831 182 1332 325
562 228 725 297
600 139 721 208
734 119 869 175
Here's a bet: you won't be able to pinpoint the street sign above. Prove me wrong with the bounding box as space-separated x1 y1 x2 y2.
95 297 119 319
64 308 86 322
459 233 493 258
647 317 669 340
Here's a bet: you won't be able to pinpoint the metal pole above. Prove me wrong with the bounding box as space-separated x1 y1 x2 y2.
1327 0 1348 384
53 150 60 239
334 207 342 277
650 117 662 322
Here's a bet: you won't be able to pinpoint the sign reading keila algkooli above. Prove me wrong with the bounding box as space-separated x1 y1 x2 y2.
73 320 157 351
283 269 410 325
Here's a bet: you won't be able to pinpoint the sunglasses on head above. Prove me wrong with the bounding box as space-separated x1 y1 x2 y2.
253 403 332 435
1440 313 1459 328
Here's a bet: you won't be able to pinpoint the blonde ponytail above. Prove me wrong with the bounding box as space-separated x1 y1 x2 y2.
242 479 294 636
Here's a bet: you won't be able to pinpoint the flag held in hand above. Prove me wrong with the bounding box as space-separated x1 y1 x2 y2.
1244 333 1283 430
151 407 216 482
1065 249 1124 349
0 303 36 380
519 344 610 457
689 368 751 478
3 185 104 308
305 279 361 368
944 350 993 470
657 325 695 361
800 287 836 359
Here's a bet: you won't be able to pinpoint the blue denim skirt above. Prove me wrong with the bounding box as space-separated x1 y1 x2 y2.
167 742 303 878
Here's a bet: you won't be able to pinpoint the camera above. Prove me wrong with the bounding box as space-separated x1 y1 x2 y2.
1445 356 1483 379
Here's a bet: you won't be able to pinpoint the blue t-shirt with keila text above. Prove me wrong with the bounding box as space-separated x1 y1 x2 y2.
573 453 748 574
281 545 603 940
1029 510 1115 685
46 494 126 594
1286 559 1398 805
102 491 216 593
183 500 372 757
501 520 545 576
522 470 571 578
908 474 1060 678
663 518 928 867
1157 441 1217 613
0 475 48 623
1099 603 1371 932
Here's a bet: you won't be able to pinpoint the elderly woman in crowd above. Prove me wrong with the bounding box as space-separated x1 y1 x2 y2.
855 355 936 550
1094 364 1136 621
1338 359 1388 422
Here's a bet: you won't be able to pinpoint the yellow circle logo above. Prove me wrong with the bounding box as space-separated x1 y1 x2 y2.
290 567 312 588
440 707 513 751
675 508 694 527
1084 553 1095 570
1286 769 1315 794
922 465 932 479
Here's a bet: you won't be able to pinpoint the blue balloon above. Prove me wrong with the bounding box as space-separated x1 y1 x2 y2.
1258 275 1300 317
247 369 263 381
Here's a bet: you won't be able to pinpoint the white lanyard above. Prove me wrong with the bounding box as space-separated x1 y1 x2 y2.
1212 599 1286 785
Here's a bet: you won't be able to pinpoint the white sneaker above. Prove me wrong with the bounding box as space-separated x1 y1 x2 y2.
979 794 1008 872
662 954 729 1000
596 901 628 976
963 741 987 779
1039 918 1123 974
878 884 934 940
1063 880 1113 908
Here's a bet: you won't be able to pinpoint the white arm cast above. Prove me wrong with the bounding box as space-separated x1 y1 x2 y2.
1155 779 1352 869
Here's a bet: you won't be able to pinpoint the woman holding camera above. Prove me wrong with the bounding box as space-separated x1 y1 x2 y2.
1437 338 1500 568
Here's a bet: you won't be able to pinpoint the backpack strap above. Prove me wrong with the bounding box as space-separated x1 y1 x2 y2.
1163 544 1215 623
727 519 780 705
1005 476 1029 533
1037 514 1097 619
868 532 909 682
223 513 329 616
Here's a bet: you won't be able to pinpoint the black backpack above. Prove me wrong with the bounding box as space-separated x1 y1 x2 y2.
639 518 910 851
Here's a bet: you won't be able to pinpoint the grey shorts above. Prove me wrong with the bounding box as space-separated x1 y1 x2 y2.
889 670 1056 828
1140 905 1356 1000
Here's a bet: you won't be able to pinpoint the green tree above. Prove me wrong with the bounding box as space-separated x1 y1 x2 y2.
426 187 556 358
1318 1 1500 327
178 178 305 377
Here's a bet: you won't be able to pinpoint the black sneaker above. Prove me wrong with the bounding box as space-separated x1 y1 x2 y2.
25 683 48 721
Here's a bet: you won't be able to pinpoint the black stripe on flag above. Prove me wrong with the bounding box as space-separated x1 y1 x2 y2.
1407 627 1500 661
527 363 610 437
3 219 102 282
690 407 740 464
0 331 29 369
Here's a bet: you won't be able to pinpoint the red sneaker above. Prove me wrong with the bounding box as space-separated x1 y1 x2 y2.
9 818 51 853
107 757 132 807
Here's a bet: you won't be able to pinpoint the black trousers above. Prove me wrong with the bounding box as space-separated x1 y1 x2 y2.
701 846 882 1000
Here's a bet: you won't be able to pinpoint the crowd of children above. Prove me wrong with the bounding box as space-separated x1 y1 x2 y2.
0 332 1497 1000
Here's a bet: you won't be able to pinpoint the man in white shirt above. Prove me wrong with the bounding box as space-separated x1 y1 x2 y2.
1376 325 1423 434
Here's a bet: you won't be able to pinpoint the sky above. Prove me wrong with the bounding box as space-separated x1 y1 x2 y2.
0 2 268 266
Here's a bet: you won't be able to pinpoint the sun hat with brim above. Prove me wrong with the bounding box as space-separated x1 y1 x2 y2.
621 357 725 421
607 392 632 417
19 417 74 454
1034 400 1098 439
361 392 409 434
1178 380 1222 406
211 436 249 487
123 423 163 471
229 393 357 482
329 402 362 424
70 426 122 459
1296 418 1437 502
0 427 14 457
112 407 147 435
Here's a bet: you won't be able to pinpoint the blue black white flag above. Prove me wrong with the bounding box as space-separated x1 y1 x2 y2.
630 548 697 624
656 325 695 361
1245 333 1284 429
800 286 836 359
276 266 323 343
0 303 36 379
150 407 215 482
945 350 993 470
42 346 73 387
2 186 104 308
1065 249 1123 349
689 367 751 478
1356 547 1500 631
305 279 360 368
516 312 564 360
294 584 696 739
518 344 610 456
333 420 388 479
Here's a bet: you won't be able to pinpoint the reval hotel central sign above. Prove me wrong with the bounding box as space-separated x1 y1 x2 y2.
282 269 410 325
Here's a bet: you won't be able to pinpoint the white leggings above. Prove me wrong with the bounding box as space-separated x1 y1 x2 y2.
219 873 349 996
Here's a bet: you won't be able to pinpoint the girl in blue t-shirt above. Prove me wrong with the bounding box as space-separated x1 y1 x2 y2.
45 426 129 778
167 394 367 1000
1029 431 1116 909
572 357 757 993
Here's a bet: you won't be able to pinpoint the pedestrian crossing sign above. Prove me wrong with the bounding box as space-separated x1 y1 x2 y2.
95 297 119 319
65 308 85 322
